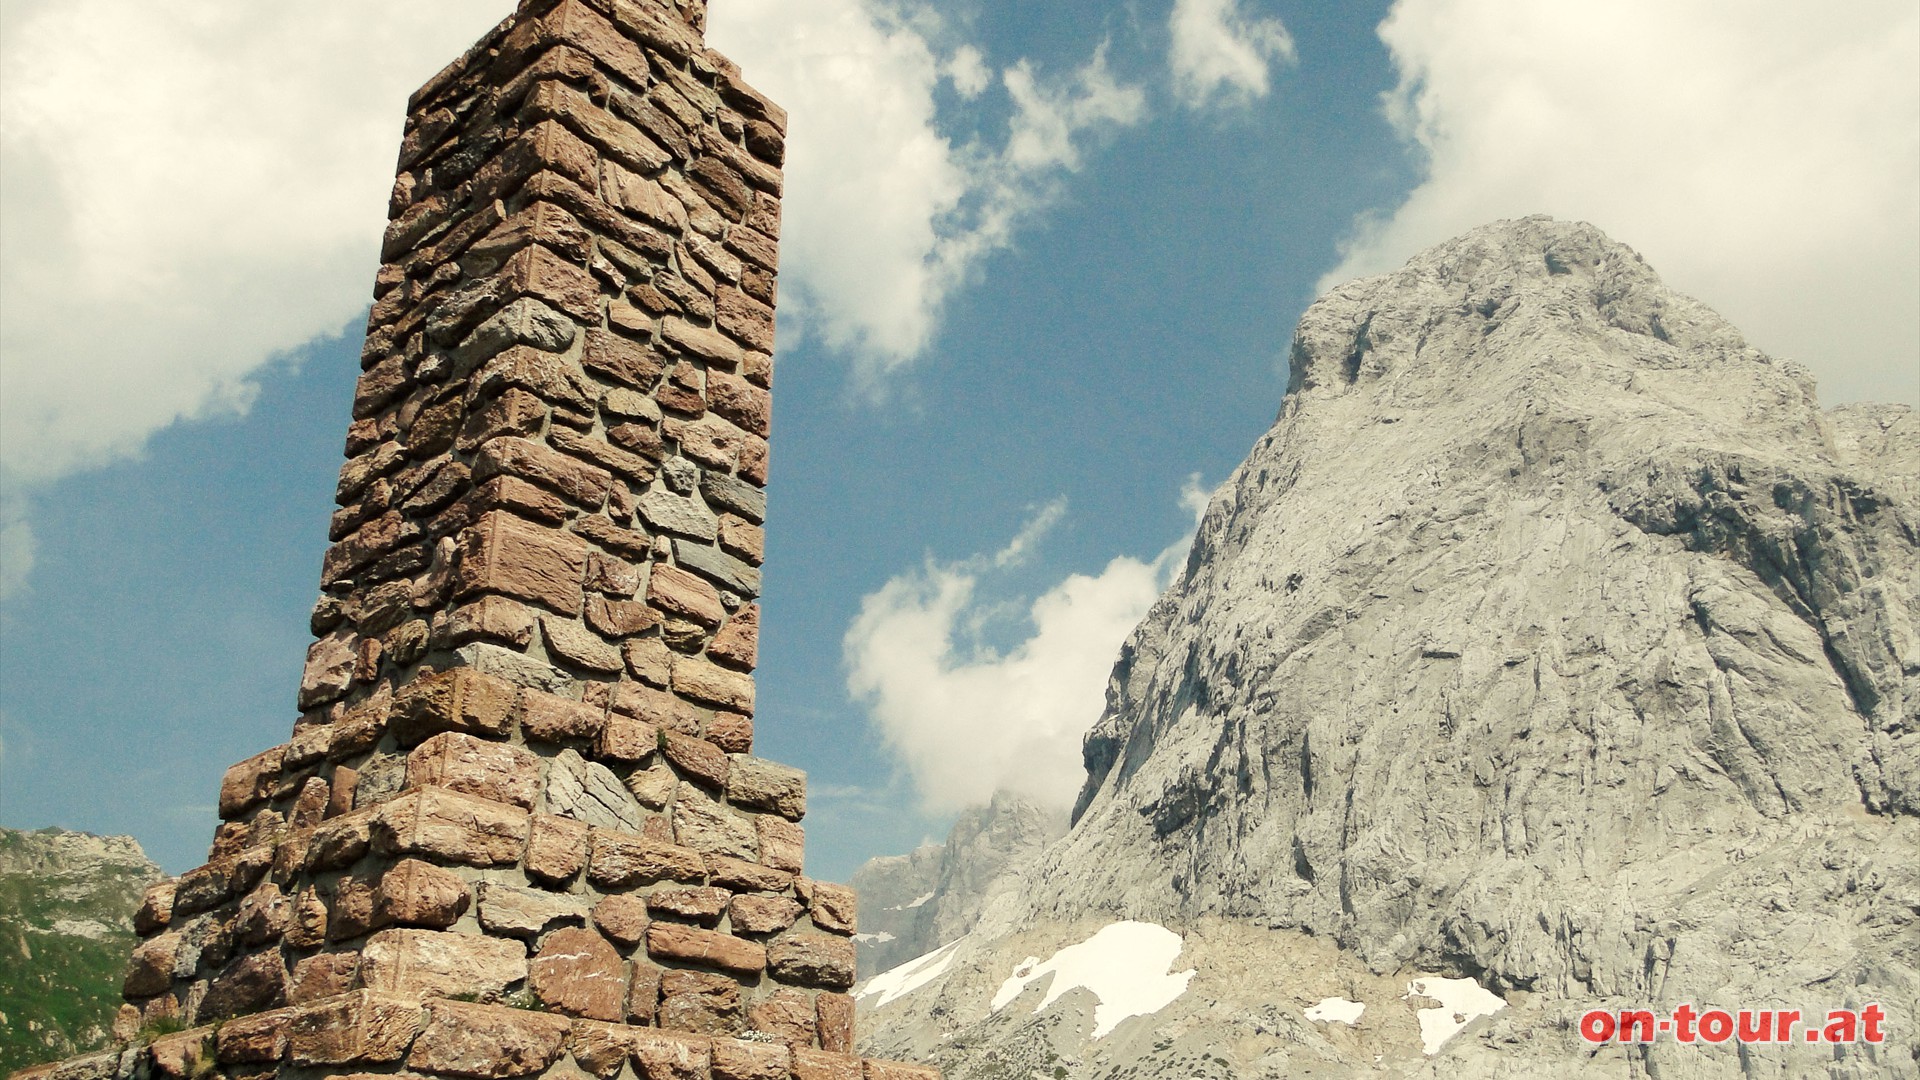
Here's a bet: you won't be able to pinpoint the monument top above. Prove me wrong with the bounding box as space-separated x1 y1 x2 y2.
14 1 937 1077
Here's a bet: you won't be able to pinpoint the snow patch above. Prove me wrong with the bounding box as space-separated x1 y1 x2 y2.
990 920 1195 1039
1404 976 1505 1055
906 891 935 908
855 938 963 1007
853 931 897 944
1304 997 1365 1025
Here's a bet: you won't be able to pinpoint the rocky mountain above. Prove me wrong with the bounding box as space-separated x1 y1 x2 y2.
855 217 1919 1078
852 793 1066 977
0 828 162 1075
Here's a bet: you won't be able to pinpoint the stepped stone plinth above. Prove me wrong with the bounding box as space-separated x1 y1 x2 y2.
12 1 938 1077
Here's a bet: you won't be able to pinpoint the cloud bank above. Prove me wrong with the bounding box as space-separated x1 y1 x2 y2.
0 0 1148 594
846 483 1210 812
1168 0 1296 108
710 0 1145 375
0 1 515 489
1325 0 1920 405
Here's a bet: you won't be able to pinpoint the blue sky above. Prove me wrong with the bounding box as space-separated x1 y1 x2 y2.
1 0 1915 880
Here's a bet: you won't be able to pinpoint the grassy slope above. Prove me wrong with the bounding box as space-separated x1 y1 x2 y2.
0 828 162 1074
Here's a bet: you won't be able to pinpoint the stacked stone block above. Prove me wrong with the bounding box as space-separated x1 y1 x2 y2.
11 1 936 1078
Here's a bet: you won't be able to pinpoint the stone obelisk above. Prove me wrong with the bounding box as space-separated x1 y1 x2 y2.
14 1 939 1077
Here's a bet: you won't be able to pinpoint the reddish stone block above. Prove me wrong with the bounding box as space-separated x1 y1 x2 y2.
134 881 176 936
526 812 591 884
738 432 770 486
123 931 182 997
706 370 771 436
520 689 608 744
727 756 805 820
459 386 547 451
648 886 732 925
447 595 539 647
474 436 612 508
307 807 378 871
148 1028 216 1080
674 654 754 712
705 854 793 893
708 603 759 672
658 968 742 1035
169 860 234 917
550 427 659 485
598 711 660 765
290 774 331 828
628 1028 711 1080
530 926 627 1022
768 933 858 991
220 746 286 819
757 814 804 874
706 711 754 754
300 630 358 708
373 788 531 867
629 961 662 1025
286 887 329 950
328 875 381 940
406 731 541 808
591 892 650 948
234 881 291 946
289 952 360 1004
746 989 815 1051
361 928 527 1001
586 594 664 637
580 326 666 390
665 732 730 790
727 894 802 936
649 563 726 627
374 858 472 928
571 512 655 559
407 998 571 1079
588 828 706 887
712 1038 789 1080
817 994 855 1054
613 682 703 734
715 287 774 353
455 510 589 615
286 990 423 1066
796 879 856 935
213 1006 294 1064
568 1019 647 1078
646 922 767 976
667 415 744 471
792 1050 863 1080
390 667 519 746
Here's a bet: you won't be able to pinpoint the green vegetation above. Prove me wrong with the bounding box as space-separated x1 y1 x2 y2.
0 827 161 1075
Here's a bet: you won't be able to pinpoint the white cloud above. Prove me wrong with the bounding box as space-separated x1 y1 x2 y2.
1323 0 1920 406
845 492 1198 813
1168 0 1296 109
709 0 1145 375
0 1 515 492
945 45 992 99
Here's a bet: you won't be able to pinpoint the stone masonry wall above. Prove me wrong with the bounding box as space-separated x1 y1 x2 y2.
11 1 936 1078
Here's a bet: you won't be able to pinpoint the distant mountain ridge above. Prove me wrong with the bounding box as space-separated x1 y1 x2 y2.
855 217 1919 1079
852 793 1065 977
0 827 162 1075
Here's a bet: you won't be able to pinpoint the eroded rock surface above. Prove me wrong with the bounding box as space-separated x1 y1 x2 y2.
860 217 1920 1079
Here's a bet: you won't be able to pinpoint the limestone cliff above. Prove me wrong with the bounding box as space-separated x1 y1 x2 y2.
859 217 1919 1078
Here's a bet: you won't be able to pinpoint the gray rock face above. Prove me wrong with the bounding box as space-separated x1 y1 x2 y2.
860 218 1920 1078
852 792 1066 977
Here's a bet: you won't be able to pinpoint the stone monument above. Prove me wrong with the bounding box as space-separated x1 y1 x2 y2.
14 1 939 1077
